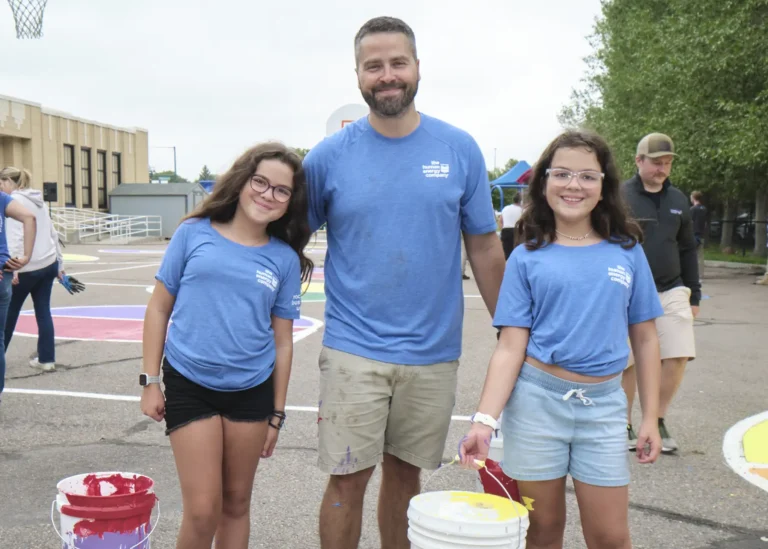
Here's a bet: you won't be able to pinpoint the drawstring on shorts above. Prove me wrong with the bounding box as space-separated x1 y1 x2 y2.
562 388 594 406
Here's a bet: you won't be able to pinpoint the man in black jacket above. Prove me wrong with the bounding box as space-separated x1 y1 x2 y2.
621 133 700 454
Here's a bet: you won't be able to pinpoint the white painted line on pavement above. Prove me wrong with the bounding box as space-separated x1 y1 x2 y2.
70 264 161 276
2 387 472 421
723 410 768 493
76 282 150 288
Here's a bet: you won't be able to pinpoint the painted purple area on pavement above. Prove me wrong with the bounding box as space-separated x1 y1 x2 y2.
21 305 147 320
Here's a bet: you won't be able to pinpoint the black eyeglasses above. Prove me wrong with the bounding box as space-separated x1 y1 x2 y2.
250 175 293 203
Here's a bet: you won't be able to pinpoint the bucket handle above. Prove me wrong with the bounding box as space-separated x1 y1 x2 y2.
50 498 161 549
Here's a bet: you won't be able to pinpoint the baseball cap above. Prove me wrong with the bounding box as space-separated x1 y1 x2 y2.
636 133 677 158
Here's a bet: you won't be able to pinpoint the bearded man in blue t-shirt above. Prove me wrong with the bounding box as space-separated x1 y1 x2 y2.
303 15 507 549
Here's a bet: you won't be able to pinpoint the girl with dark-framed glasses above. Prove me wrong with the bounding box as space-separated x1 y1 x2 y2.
140 142 313 549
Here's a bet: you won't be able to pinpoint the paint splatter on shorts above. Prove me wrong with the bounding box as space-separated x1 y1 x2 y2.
316 346 459 474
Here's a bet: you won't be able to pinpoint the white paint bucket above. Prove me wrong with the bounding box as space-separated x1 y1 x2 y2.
407 490 529 548
51 472 160 549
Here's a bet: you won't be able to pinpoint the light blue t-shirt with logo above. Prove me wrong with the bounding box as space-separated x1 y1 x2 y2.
493 239 664 376
303 113 498 365
155 217 301 391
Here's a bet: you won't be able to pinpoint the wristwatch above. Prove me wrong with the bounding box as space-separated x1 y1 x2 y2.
470 412 498 431
139 373 161 386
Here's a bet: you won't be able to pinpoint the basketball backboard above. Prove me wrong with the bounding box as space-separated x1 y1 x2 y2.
326 104 368 137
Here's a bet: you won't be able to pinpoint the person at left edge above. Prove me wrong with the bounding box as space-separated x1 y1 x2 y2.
140 143 313 549
0 173 36 407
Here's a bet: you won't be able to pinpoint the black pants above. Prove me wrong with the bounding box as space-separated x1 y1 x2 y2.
501 228 516 259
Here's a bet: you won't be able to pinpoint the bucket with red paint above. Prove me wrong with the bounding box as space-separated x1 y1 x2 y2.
51 472 160 549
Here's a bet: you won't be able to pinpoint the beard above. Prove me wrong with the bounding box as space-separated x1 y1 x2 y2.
361 81 418 118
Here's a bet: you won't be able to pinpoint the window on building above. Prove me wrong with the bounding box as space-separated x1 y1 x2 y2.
112 153 122 187
81 148 92 208
97 150 107 209
63 144 75 206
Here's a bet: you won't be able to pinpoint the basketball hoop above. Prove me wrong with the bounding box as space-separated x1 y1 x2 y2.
7 0 48 38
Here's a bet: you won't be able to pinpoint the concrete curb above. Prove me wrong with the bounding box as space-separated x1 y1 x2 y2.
705 260 766 272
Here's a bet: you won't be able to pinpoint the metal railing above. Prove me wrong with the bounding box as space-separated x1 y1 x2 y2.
50 207 163 244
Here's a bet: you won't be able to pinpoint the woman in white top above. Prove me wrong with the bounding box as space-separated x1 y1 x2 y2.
0 167 64 372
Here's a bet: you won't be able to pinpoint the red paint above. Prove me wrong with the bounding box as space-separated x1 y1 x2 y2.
478 459 522 503
59 473 157 539
16 315 143 341
72 503 152 538
82 473 152 497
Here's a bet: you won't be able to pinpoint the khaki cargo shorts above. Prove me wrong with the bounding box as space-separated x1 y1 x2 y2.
316 346 459 475
626 286 696 368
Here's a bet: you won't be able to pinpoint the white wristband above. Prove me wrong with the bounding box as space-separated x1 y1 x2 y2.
470 412 498 430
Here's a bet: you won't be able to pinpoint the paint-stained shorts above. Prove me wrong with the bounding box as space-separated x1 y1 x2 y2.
316 346 459 474
626 285 696 368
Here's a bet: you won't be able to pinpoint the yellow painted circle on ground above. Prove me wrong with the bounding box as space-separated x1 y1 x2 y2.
63 253 99 262
744 419 768 464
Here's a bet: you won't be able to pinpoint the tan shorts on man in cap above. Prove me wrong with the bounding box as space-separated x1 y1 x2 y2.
316 346 459 474
626 285 696 367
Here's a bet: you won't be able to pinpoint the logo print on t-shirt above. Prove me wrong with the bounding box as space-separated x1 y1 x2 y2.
256 269 278 291
422 160 450 179
608 265 631 289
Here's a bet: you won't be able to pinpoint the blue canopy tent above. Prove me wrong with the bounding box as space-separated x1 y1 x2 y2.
491 160 530 209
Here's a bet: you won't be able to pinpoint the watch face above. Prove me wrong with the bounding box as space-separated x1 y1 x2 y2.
139 374 147 386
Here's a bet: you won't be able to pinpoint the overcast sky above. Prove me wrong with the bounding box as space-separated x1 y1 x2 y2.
1 0 603 180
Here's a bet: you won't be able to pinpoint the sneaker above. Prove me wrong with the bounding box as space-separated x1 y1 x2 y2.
658 418 679 453
29 358 55 372
627 424 638 451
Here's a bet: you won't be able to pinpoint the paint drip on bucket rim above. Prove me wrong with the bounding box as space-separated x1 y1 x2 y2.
53 472 158 549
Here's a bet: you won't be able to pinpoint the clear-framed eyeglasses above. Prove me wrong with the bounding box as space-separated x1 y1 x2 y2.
250 175 293 203
546 168 604 187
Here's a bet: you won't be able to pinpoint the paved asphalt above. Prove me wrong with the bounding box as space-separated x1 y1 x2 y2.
0 242 766 548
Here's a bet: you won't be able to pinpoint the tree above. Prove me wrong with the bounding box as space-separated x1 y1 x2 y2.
293 148 310 159
560 0 768 255
149 169 189 183
198 165 214 181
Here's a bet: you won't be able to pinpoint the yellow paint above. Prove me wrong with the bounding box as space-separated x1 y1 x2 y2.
743 420 768 464
522 496 535 511
301 281 324 293
447 491 528 522
63 253 99 262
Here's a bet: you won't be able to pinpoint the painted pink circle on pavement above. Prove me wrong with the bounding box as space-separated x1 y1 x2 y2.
14 305 322 343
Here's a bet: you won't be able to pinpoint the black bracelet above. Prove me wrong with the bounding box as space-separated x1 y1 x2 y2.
269 410 286 430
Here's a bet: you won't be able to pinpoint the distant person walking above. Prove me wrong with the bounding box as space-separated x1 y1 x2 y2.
499 193 523 258
1 167 65 372
621 133 700 454
690 191 707 280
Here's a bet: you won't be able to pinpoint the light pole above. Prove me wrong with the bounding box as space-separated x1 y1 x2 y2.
150 146 177 176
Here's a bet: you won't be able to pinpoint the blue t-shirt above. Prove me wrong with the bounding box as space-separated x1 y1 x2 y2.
155 218 302 391
493 239 664 376
0 192 14 266
303 113 498 365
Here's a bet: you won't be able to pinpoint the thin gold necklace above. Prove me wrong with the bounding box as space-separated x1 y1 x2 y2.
556 229 593 241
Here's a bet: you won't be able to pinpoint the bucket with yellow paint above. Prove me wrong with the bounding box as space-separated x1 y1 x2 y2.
407 490 529 548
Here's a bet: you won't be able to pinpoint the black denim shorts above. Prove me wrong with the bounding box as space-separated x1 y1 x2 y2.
162 357 275 435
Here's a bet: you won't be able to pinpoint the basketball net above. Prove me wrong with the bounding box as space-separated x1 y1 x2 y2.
7 0 48 38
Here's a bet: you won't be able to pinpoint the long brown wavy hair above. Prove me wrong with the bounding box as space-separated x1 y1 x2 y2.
184 142 314 285
518 131 642 251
